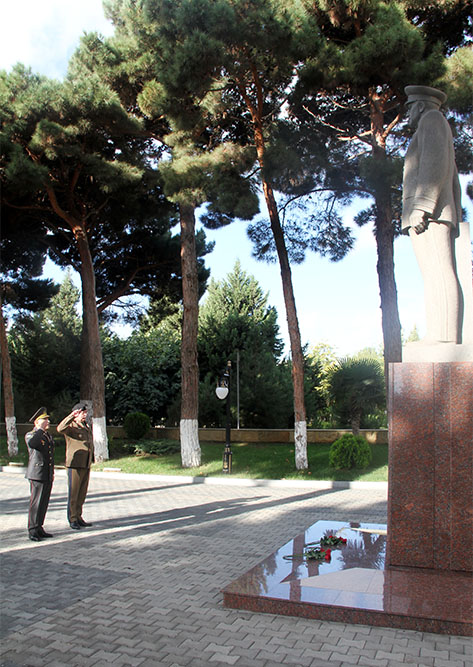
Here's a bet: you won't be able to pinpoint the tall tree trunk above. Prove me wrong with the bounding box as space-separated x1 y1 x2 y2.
179 203 201 467
45 187 108 460
0 295 18 456
263 182 308 469
248 90 308 469
374 185 402 377
74 229 109 462
370 92 402 385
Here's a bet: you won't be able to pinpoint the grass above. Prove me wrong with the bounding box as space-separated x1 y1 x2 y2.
1 437 388 482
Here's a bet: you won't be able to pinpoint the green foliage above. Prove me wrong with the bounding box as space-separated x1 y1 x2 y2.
404 325 420 343
342 3 444 90
0 177 59 313
4 0 471 436
8 275 82 422
290 0 470 367
305 343 389 428
329 434 372 470
133 439 181 456
358 154 404 192
403 0 473 55
328 357 386 434
0 61 192 326
197 261 296 428
123 412 151 440
351 346 384 364
362 407 388 429
305 343 337 427
440 47 473 187
86 1 261 217
442 46 473 114
103 325 181 424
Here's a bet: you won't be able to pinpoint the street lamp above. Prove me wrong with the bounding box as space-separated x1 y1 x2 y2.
216 360 232 473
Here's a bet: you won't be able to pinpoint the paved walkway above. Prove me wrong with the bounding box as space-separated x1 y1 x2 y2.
0 471 471 667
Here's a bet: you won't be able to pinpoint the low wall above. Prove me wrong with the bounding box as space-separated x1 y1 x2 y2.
147 427 387 444
2 423 388 445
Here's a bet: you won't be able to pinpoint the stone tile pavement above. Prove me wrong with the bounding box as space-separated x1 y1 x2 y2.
1 470 471 667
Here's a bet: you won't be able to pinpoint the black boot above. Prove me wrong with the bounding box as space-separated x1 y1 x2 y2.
29 531 42 542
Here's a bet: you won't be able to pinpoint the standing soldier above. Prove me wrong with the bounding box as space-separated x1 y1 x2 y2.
57 403 93 530
25 407 55 541
402 84 472 347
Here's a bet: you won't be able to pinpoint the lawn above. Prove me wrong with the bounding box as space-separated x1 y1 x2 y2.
1 437 388 482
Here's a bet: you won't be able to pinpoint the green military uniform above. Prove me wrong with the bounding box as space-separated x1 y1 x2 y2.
57 407 93 527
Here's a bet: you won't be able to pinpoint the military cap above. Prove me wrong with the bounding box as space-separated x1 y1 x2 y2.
30 407 50 422
72 402 88 412
405 85 447 108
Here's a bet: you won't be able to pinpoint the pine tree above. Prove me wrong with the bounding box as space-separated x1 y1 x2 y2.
132 0 320 468
292 0 472 377
292 1 444 376
0 64 159 460
198 261 293 428
73 0 260 466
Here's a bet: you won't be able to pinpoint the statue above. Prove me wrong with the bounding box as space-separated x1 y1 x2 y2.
402 85 473 361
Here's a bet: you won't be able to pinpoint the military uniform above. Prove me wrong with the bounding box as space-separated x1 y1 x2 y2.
57 408 93 527
402 84 472 345
25 413 55 540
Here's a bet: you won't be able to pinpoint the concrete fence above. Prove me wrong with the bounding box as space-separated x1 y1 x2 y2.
2 423 388 445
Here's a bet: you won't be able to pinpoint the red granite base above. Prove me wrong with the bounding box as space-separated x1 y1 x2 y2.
388 362 473 572
222 520 472 636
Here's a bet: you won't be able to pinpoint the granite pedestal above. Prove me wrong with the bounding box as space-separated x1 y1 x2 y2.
223 362 473 635
388 362 473 572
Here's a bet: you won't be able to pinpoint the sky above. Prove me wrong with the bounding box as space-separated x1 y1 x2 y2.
2 1 472 357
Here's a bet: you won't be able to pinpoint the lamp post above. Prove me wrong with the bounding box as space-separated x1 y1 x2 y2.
216 360 232 473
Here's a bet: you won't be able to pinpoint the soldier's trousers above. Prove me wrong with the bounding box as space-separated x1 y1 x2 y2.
67 467 90 523
28 480 53 532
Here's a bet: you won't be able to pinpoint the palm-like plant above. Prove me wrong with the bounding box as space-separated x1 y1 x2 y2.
328 357 385 435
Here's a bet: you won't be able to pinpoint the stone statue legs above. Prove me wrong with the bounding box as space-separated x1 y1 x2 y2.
408 222 460 343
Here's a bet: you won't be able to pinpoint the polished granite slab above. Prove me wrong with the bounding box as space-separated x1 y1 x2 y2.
222 520 472 636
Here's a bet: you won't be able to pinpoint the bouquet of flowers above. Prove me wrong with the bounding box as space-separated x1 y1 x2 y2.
284 534 347 563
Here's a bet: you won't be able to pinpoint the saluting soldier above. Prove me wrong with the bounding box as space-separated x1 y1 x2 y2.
57 403 93 530
25 407 55 541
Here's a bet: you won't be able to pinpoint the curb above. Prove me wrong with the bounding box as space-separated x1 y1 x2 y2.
0 465 388 491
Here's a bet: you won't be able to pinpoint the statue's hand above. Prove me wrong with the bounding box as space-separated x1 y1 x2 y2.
410 209 430 234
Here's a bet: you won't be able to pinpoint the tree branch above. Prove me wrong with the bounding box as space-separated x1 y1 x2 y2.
302 105 374 147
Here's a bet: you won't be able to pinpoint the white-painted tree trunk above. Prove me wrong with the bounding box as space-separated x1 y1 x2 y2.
294 420 308 470
180 419 201 467
6 416 18 457
92 415 109 462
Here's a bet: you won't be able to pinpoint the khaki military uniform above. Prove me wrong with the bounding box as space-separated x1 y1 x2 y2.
57 413 93 524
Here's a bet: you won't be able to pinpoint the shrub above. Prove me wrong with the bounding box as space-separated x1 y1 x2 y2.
108 439 136 456
329 434 372 470
123 412 151 440
133 439 181 456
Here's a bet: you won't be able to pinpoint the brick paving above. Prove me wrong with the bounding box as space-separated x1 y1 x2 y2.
1 470 471 667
